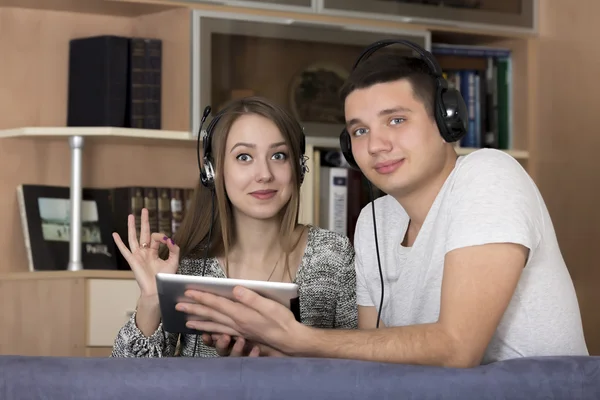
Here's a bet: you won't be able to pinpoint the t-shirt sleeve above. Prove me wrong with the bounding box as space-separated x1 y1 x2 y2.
445 150 543 254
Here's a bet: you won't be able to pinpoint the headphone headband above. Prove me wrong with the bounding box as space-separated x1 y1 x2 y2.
351 39 443 78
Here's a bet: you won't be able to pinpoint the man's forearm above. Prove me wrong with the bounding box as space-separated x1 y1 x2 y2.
287 323 474 368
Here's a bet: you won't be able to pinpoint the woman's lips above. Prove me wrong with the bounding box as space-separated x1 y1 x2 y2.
249 190 277 200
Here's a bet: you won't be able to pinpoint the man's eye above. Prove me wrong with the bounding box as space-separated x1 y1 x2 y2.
353 128 368 137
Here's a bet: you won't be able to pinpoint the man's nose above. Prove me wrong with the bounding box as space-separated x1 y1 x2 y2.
367 128 393 156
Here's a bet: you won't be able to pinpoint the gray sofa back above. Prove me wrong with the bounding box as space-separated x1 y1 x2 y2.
1 355 599 399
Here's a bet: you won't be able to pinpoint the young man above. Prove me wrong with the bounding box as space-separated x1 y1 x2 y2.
180 50 589 367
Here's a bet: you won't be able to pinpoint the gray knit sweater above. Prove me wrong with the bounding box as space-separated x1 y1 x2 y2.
110 225 357 357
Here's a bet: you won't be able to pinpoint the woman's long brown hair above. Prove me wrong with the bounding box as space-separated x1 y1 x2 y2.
160 96 307 277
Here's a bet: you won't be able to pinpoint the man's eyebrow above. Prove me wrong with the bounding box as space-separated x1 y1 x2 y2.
346 106 412 128
378 106 412 116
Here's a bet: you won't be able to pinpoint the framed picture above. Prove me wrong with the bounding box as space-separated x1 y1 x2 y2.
17 184 118 271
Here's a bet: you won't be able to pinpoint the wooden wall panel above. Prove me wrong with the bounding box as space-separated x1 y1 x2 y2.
534 0 600 355
0 8 133 129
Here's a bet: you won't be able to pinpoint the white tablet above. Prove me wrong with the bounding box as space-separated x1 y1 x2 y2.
155 273 301 335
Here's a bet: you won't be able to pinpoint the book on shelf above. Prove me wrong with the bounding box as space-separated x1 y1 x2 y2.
432 42 512 151
16 184 118 272
67 35 162 130
16 184 194 272
313 149 385 244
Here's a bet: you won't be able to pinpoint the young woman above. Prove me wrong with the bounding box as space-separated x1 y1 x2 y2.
110 96 357 358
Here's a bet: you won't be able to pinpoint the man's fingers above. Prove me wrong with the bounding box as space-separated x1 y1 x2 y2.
232 286 274 315
215 334 232 357
177 301 240 330
249 346 260 357
186 320 241 337
229 337 246 357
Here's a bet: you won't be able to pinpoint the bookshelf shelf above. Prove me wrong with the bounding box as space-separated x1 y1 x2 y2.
0 127 195 146
0 0 179 16
0 270 135 281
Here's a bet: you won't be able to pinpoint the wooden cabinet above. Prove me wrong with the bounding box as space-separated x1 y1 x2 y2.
318 0 537 33
0 271 138 357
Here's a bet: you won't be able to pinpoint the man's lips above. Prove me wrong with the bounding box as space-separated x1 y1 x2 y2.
374 159 404 174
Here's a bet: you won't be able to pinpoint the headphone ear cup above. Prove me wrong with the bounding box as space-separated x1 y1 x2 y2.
339 129 359 170
436 85 468 143
200 159 215 188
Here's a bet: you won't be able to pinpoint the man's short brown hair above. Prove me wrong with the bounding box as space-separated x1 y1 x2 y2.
339 52 437 118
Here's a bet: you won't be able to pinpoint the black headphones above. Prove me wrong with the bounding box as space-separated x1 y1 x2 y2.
196 104 309 189
339 39 468 170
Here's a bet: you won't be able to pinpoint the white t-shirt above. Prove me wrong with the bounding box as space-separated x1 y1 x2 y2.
354 148 589 364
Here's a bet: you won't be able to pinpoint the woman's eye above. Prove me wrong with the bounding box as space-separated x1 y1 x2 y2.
272 152 287 161
236 154 252 162
390 118 405 125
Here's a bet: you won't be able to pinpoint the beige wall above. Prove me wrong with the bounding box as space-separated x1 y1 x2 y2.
534 0 600 355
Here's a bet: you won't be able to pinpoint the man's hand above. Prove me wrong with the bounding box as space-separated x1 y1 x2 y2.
202 333 288 357
178 287 307 354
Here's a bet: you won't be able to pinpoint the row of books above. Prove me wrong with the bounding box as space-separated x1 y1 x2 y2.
432 43 512 150
17 184 194 272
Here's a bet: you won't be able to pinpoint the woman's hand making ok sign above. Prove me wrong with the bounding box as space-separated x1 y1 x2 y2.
112 208 180 298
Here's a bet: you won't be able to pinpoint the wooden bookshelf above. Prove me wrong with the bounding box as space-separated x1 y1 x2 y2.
1 0 598 356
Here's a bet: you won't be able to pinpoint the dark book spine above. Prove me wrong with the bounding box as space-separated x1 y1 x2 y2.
143 39 162 129
127 38 146 129
157 187 172 237
67 35 129 127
